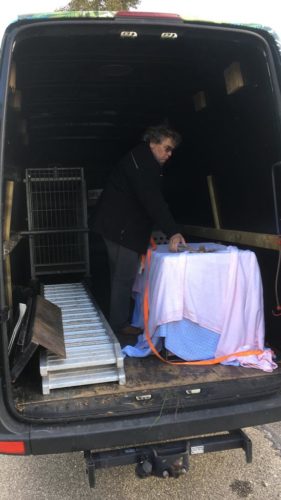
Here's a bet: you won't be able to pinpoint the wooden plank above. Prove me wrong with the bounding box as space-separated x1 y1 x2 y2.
3 181 14 311
3 181 14 241
32 296 66 358
207 175 221 229
183 225 280 250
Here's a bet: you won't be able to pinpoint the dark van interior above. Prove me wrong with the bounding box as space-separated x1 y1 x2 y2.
3 19 281 421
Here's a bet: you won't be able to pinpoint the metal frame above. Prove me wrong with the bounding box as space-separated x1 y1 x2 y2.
84 429 252 488
25 167 90 279
40 282 125 394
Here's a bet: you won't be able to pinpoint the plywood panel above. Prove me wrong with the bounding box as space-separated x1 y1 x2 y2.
32 296 65 358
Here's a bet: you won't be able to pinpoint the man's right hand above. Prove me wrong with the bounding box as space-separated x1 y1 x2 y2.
168 233 186 252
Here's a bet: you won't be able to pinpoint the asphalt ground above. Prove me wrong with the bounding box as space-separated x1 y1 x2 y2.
1 424 281 499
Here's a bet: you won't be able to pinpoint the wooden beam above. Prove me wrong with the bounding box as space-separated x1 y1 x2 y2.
207 175 221 229
183 225 280 251
3 181 14 242
3 181 14 311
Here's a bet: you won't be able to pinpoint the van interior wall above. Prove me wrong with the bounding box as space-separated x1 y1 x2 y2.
4 27 281 349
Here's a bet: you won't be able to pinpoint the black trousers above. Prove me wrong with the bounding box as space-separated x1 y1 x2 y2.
104 238 139 332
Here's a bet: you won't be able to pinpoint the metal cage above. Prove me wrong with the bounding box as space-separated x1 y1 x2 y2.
25 167 90 279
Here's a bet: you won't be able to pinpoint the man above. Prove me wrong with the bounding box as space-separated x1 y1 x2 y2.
94 124 186 335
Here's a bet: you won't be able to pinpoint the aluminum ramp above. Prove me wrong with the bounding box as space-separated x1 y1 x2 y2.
40 282 126 394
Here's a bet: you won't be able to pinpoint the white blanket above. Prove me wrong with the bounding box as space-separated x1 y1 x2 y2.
134 243 276 371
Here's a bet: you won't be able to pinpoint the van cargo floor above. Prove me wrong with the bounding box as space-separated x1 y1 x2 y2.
40 282 125 394
14 357 281 419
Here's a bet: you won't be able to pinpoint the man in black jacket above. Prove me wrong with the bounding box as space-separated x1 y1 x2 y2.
94 124 186 335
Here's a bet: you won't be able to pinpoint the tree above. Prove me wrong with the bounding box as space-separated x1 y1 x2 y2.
59 0 140 10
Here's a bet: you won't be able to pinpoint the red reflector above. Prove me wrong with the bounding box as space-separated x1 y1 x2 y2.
116 11 180 19
0 441 25 454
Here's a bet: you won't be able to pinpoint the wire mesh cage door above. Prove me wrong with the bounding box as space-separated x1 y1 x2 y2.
25 167 90 279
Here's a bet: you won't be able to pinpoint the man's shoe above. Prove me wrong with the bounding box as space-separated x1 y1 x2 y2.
119 325 143 336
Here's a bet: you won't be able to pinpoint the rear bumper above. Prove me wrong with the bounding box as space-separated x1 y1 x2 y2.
29 391 281 455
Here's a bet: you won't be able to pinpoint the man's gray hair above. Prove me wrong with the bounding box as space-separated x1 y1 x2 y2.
143 124 181 147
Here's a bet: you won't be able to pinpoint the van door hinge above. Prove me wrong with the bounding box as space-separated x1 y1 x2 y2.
0 307 10 324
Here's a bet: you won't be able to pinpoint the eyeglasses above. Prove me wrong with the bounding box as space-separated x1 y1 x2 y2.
163 145 175 153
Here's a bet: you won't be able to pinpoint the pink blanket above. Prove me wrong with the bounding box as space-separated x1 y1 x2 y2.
136 243 276 372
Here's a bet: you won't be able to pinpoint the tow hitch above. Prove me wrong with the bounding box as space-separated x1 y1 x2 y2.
84 429 252 488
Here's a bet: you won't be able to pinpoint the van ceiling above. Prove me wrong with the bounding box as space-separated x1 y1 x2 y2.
10 26 267 153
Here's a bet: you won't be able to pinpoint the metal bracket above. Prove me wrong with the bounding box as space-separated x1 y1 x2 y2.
238 429 253 463
83 429 252 488
84 451 96 488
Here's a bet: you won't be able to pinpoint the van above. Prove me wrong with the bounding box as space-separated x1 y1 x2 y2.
1 10 281 486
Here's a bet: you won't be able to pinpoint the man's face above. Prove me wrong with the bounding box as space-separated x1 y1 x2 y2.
149 137 176 165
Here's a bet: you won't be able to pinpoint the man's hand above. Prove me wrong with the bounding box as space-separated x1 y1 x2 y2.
168 233 186 252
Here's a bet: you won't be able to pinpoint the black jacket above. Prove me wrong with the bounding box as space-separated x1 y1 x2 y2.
93 142 179 254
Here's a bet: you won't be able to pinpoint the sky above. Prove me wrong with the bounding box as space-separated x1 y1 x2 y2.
1 0 281 43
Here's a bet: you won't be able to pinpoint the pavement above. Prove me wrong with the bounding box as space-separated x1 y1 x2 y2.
1 424 281 499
